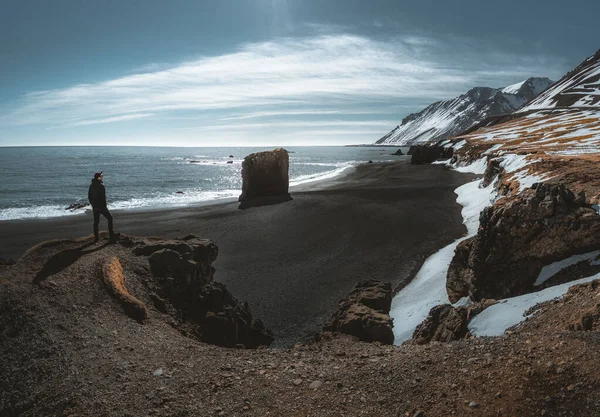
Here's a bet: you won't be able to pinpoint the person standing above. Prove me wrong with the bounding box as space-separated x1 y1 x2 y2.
88 172 115 242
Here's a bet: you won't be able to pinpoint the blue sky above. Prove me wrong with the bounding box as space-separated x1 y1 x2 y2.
0 0 598 147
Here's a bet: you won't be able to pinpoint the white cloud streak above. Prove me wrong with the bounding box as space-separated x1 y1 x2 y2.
4 33 562 134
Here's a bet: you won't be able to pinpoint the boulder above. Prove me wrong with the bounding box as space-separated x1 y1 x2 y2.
412 299 497 345
326 280 394 344
412 304 469 344
391 149 404 156
65 202 89 211
447 183 600 302
238 148 291 208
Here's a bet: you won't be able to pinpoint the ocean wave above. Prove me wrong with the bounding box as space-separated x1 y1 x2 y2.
290 163 356 186
107 189 240 211
0 205 88 221
0 190 240 221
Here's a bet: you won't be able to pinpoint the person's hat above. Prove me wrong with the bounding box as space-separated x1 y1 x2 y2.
94 171 103 179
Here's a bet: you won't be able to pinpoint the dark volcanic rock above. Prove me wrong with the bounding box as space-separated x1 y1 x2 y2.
327 280 394 344
412 304 469 344
412 299 497 344
134 236 273 348
481 157 504 188
391 149 404 156
410 145 453 165
238 148 292 208
447 183 600 302
65 202 89 211
199 283 274 348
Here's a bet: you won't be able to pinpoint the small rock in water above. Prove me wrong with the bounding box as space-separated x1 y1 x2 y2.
227 160 234 164
309 380 323 390
176 191 184 194
368 160 373 163
153 368 164 377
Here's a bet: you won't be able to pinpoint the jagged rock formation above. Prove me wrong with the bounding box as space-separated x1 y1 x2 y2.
409 145 454 165
412 304 469 344
518 49 600 112
133 235 218 286
326 280 394 344
375 77 553 146
131 236 274 348
238 148 292 208
412 299 498 345
447 183 600 302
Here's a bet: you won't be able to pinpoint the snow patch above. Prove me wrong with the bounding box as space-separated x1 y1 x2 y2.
502 80 525 94
535 250 600 286
455 157 487 175
469 272 600 337
390 179 496 343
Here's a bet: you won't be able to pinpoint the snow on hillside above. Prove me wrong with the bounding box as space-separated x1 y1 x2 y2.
501 80 525 94
518 49 600 112
376 77 553 146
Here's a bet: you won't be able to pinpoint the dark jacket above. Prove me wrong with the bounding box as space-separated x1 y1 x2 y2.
88 179 107 209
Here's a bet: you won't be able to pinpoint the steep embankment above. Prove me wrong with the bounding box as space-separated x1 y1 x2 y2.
376 77 553 146
2 234 600 416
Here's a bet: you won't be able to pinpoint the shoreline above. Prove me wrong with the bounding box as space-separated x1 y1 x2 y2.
0 159 369 224
0 159 474 346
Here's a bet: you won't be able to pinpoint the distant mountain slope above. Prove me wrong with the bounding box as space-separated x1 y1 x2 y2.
518 49 600 112
376 77 553 146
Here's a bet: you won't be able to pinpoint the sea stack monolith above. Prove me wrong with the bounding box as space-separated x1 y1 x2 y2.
238 148 292 208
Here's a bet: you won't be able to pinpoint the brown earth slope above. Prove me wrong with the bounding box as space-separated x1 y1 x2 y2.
2 235 600 417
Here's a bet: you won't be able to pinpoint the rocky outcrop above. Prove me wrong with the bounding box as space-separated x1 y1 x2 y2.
411 299 497 345
238 148 292 208
412 304 469 344
133 235 218 286
447 183 600 302
481 157 504 188
326 280 394 344
410 145 453 165
133 236 273 348
391 149 404 155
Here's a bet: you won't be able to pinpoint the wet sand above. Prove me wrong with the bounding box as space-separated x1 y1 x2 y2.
0 160 475 346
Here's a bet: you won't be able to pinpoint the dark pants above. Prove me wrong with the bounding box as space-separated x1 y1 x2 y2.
93 207 114 239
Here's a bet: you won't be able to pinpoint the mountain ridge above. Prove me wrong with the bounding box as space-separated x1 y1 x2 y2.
375 77 554 146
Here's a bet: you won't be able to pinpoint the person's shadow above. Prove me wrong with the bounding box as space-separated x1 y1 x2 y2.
32 241 110 286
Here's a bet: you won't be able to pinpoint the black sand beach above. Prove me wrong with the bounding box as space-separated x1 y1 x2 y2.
0 160 475 346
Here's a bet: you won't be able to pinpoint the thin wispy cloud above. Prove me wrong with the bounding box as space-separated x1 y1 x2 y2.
4 32 563 138
180 120 397 131
50 113 155 129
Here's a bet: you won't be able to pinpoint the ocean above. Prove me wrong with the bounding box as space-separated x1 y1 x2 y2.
0 146 408 221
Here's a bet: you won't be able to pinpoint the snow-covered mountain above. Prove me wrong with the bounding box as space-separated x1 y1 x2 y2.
518 49 600 112
375 77 554 146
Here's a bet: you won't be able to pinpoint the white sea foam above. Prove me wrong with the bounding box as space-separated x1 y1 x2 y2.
0 205 88 221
